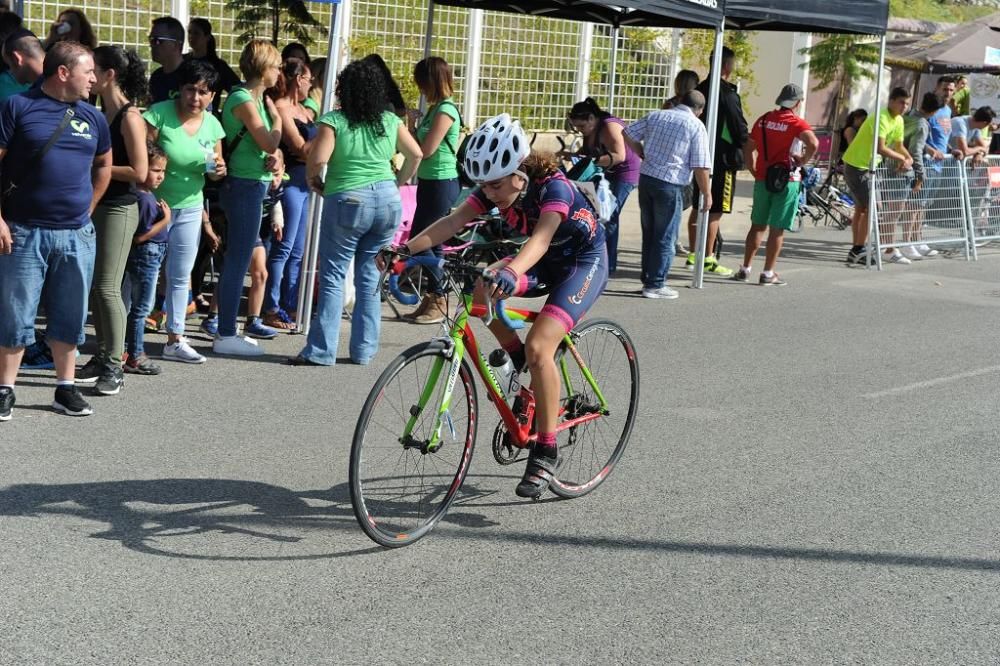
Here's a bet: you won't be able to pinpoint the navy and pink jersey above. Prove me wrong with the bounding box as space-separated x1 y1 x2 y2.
466 171 605 263
468 171 608 332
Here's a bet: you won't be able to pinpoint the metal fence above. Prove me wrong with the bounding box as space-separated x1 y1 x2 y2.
872 157 974 264
19 0 678 130
962 155 1000 256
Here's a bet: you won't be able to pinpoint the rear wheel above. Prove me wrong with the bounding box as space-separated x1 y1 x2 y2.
548 319 639 499
349 341 478 547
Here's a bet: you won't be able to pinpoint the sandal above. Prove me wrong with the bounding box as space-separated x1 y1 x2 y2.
515 448 558 499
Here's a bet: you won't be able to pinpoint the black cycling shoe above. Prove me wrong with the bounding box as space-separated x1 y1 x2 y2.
515 447 558 499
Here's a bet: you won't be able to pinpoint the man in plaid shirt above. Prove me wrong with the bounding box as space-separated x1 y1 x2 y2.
624 90 711 300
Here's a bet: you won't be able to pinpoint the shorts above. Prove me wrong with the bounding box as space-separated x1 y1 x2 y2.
500 245 608 333
692 166 735 214
750 180 801 231
0 222 97 348
843 164 871 209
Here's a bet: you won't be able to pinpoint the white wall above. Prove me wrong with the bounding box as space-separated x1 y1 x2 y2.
742 31 812 122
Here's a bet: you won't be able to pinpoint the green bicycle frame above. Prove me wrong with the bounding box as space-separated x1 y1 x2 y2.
400 295 609 451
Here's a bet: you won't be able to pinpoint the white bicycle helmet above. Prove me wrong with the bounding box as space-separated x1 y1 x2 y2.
462 113 531 183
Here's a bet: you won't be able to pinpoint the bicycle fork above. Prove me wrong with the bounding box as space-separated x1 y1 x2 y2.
400 336 466 454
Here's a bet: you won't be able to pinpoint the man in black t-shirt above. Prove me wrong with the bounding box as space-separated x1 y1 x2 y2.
148 16 184 103
686 46 748 277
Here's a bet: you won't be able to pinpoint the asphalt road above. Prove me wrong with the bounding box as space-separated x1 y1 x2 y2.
2 209 999 664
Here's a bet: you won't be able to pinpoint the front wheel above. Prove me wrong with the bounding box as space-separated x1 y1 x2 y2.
349 341 478 547
549 319 639 499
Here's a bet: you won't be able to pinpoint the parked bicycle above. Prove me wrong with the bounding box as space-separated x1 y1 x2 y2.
349 253 640 548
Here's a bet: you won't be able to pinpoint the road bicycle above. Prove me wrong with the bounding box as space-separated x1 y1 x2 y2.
349 254 640 548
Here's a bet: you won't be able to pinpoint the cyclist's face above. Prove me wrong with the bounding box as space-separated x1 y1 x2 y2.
481 173 524 206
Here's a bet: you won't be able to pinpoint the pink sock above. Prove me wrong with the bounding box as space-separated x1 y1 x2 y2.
536 431 557 453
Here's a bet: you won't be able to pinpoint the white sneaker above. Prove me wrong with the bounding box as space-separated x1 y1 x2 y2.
162 337 206 364
885 250 912 265
900 246 923 261
642 286 679 300
917 244 939 257
213 335 264 356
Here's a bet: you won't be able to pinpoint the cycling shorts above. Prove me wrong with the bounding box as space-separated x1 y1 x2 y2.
501 245 608 332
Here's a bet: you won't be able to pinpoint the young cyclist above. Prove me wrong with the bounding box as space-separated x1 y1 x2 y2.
388 114 608 499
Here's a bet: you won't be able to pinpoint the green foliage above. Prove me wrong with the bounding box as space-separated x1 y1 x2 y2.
225 0 327 46
890 0 996 22
680 30 758 97
799 34 880 92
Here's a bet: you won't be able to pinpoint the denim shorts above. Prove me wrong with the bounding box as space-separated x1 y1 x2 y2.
0 222 97 347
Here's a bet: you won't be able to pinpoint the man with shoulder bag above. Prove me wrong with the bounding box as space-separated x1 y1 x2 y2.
0 41 112 420
732 84 817 286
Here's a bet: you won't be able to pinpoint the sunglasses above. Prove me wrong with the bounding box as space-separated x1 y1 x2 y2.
148 36 179 46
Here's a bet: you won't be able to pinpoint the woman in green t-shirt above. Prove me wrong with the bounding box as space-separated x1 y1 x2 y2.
288 59 422 367
404 56 461 325
142 59 227 365
215 39 284 357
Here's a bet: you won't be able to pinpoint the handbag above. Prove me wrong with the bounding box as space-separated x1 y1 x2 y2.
760 112 790 194
3 107 75 205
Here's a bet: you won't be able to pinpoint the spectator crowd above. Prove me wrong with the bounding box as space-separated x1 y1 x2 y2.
0 7 993 422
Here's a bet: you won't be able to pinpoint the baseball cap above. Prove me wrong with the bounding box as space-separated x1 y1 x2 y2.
776 83 804 108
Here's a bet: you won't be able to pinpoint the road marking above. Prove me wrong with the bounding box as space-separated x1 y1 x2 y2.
863 365 1000 399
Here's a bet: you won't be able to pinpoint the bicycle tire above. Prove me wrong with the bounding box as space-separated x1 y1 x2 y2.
548 319 639 499
349 340 478 548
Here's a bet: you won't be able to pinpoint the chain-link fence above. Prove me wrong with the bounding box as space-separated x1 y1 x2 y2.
19 0 677 129
873 158 973 261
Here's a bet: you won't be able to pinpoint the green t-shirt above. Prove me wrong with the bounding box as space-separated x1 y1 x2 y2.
142 100 226 209
303 97 320 116
221 87 273 182
416 99 460 180
952 87 970 116
843 109 905 170
0 71 29 104
318 110 400 194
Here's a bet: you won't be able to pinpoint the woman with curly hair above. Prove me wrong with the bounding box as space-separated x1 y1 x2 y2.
288 58 422 366
76 45 150 394
44 8 97 50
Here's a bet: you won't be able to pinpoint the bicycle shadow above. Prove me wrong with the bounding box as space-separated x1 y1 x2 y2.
0 476 514 561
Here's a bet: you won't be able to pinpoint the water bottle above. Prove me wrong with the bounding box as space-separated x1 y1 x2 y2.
203 146 216 175
488 349 519 405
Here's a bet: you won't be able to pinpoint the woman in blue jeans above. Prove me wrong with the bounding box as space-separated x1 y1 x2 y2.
262 57 317 330
216 39 284 356
143 59 227 365
288 59 422 366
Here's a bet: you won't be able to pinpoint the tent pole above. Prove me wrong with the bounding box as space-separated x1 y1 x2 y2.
866 34 887 271
295 0 346 335
464 9 484 128
608 25 620 112
692 24 725 289
668 28 682 97
419 0 436 114
575 22 595 103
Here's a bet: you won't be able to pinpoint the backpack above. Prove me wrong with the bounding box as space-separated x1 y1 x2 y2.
436 100 474 187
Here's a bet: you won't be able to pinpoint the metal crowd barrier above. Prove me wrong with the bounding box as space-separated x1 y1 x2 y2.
871 156 972 265
961 155 1000 259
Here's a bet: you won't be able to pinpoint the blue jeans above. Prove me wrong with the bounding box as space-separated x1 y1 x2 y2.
300 181 401 365
605 177 636 273
123 240 167 357
265 165 309 313
0 222 96 348
164 205 203 335
218 177 269 337
411 177 460 295
638 174 683 289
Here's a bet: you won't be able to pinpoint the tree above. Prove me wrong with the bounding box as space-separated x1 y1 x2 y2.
680 30 758 97
225 0 328 47
798 34 880 161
